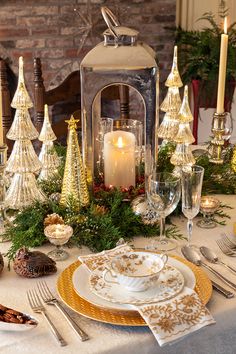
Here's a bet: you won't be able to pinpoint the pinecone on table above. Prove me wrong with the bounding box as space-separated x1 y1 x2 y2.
13 247 57 278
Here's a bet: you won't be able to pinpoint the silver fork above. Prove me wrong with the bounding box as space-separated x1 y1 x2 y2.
27 289 67 346
216 239 236 257
221 233 236 250
37 281 89 341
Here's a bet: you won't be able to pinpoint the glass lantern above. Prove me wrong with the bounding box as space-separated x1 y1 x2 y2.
80 6 159 192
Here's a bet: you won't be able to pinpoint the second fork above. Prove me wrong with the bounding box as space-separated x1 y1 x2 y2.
27 289 67 346
37 281 89 341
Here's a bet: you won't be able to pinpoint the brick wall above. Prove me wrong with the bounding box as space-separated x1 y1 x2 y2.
0 0 176 96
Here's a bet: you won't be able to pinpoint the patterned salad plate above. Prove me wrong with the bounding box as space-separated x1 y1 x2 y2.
89 264 185 305
72 257 195 311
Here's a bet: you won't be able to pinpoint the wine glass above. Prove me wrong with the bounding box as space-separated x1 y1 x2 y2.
147 172 181 252
181 165 204 246
44 224 73 261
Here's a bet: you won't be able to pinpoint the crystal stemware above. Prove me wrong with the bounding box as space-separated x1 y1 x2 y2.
147 172 181 252
181 165 204 246
44 224 73 261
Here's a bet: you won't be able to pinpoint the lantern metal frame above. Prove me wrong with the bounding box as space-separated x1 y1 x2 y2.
80 7 159 190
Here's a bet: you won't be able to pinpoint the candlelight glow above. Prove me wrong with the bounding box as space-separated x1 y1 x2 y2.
117 136 123 148
224 17 227 34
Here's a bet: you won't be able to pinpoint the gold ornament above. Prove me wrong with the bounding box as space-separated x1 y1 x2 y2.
44 213 64 227
231 145 236 173
60 116 89 208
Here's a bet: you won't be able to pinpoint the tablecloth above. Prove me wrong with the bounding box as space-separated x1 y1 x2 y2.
1 194 236 354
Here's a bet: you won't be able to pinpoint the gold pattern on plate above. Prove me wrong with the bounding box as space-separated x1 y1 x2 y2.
56 255 212 327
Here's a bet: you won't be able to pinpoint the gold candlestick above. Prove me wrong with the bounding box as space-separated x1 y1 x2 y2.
208 112 226 164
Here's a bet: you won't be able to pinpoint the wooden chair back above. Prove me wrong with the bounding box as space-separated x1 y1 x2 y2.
0 59 15 153
33 58 129 142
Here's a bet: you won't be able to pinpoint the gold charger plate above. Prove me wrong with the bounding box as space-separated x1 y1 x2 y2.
57 255 212 327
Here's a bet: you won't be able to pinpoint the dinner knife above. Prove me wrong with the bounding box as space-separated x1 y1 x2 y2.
212 280 234 298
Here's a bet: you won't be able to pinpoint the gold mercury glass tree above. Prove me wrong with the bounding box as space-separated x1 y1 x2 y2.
60 115 89 209
170 85 196 175
38 104 60 181
5 56 46 209
157 46 183 144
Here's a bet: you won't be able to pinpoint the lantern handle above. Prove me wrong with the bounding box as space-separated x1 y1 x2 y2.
101 7 120 39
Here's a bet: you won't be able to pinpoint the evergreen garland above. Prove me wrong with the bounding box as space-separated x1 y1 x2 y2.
5 142 234 260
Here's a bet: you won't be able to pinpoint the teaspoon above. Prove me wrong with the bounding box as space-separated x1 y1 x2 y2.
200 246 236 275
181 245 236 292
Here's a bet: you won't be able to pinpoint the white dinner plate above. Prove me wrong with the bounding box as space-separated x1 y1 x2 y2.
72 257 196 312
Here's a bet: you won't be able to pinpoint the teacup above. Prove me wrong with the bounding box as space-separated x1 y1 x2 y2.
103 252 168 292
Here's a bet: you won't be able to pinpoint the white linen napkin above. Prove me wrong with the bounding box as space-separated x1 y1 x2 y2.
79 244 215 347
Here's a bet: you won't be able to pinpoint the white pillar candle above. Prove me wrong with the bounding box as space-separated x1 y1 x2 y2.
216 17 228 114
104 130 135 188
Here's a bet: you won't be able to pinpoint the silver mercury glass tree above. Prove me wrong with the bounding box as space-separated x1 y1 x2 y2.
157 46 183 144
5 56 46 209
38 104 60 181
170 85 196 175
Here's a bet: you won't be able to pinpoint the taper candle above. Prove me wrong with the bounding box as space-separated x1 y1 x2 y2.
216 17 228 114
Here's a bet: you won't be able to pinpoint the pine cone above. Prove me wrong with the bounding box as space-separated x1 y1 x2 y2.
91 205 107 216
44 213 64 227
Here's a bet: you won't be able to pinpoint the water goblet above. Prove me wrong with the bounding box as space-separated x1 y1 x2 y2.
147 172 181 252
44 224 73 261
181 165 204 246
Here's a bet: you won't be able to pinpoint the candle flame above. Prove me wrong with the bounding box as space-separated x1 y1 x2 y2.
224 17 227 34
117 136 123 148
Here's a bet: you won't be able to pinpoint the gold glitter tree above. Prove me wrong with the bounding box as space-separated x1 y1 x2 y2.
60 115 89 208
38 104 60 181
231 145 236 173
158 46 183 143
170 85 195 174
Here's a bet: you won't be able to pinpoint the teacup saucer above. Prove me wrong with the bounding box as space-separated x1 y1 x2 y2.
89 265 185 305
